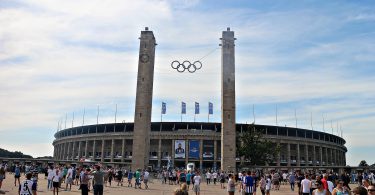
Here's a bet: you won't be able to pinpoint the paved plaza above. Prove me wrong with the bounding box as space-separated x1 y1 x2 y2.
0 173 304 195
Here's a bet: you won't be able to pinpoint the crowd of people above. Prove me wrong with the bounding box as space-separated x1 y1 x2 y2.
1 162 375 195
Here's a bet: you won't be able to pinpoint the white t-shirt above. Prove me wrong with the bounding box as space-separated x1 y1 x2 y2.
19 179 34 195
283 173 288 180
67 168 73 179
143 171 149 180
327 180 334 193
194 175 201 185
52 171 60 182
206 172 211 179
47 169 54 180
301 178 311 193
212 172 218 179
266 178 271 190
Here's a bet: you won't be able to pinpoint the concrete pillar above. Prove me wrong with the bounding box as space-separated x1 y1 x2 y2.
305 144 309 165
101 140 105 162
78 141 82 160
172 139 175 167
313 145 316 166
319 146 323 166
84 140 88 158
200 139 203 170
330 148 333 166
325 147 328 166
220 27 236 172
287 143 291 167
277 142 281 166
71 142 76 161
121 139 125 163
111 139 115 162
297 144 300 166
132 27 156 170
214 140 218 170
66 142 71 160
92 140 96 160
185 139 189 166
157 139 162 168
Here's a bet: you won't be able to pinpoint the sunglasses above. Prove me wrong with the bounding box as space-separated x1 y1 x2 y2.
368 189 375 192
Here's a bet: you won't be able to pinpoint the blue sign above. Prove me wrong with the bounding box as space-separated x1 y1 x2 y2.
182 102 186 114
161 102 166 114
195 102 199 114
189 140 200 159
208 102 213 115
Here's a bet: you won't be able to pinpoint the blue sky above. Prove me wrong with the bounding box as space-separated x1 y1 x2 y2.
0 0 374 166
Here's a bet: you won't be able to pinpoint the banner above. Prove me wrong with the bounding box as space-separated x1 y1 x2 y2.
182 102 186 114
195 102 199 114
188 140 200 159
161 102 166 114
208 102 213 115
174 140 186 159
202 140 214 160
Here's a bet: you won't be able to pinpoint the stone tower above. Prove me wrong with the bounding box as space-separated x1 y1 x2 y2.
132 27 156 170
220 27 236 172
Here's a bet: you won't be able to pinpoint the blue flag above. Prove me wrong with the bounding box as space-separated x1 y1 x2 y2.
195 102 199 114
209 102 213 115
162 102 166 114
181 102 186 114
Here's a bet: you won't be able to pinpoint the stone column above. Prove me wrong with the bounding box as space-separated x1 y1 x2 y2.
200 139 203 170
121 139 125 163
157 139 162 168
101 140 105 162
325 147 328 166
214 140 218 170
78 141 82 160
92 140 96 160
277 142 281 166
305 144 309 165
319 146 323 166
111 139 115 162
172 139 175 167
297 144 300 166
185 139 189 166
330 148 333 166
132 28 156 170
287 143 291 167
72 142 76 161
84 140 88 158
313 145 316 166
220 27 236 172
66 142 71 160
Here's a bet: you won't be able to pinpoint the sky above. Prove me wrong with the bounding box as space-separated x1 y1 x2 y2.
0 0 374 166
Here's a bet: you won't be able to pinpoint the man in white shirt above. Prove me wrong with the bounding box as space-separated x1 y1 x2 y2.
301 174 311 195
212 172 218 185
47 166 54 190
143 170 150 189
65 166 73 191
327 179 334 193
206 172 211 185
193 172 202 195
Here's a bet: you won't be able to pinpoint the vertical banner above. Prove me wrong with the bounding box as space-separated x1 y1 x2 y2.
174 140 186 159
182 102 186 114
188 140 200 159
161 102 166 114
202 140 214 160
195 102 200 114
208 102 213 115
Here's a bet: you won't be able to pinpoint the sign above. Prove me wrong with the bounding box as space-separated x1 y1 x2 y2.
174 140 186 159
189 140 200 159
202 140 214 160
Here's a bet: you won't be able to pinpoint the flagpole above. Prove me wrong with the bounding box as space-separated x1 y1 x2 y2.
97 105 99 125
82 108 85 126
331 120 333 134
276 105 278 126
295 108 297 128
311 112 313 130
65 113 67 129
322 114 325 132
252 104 255 124
115 104 118 123
72 112 74 128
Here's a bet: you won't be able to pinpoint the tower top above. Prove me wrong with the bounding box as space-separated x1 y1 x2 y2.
227 27 230 31
145 27 149 31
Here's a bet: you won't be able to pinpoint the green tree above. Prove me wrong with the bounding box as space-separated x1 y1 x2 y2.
237 124 280 166
359 160 368 167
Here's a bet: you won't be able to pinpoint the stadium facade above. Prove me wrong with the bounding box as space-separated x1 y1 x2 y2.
52 28 347 171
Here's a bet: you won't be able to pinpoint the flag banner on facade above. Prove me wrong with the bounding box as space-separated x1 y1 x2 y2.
208 102 213 115
182 102 186 114
189 140 200 159
202 140 214 160
174 140 186 159
195 102 200 114
162 102 166 114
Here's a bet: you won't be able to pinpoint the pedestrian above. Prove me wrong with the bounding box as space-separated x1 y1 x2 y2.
127 170 133 187
14 165 21 186
91 165 105 195
266 175 271 195
186 171 192 190
0 167 5 189
18 172 37 195
367 185 375 195
244 171 254 195
143 169 150 189
227 173 236 195
65 166 73 191
193 172 201 195
259 175 266 195
301 174 311 195
52 168 60 195
220 172 226 189
80 168 91 195
289 172 296 191
312 180 330 195
332 179 350 195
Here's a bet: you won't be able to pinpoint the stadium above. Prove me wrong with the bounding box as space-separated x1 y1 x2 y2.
51 28 347 172
52 122 347 171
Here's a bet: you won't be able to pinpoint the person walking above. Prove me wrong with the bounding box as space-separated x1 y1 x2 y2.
193 172 202 195
301 174 311 195
332 179 351 195
289 172 296 191
80 168 91 195
227 173 236 195
52 168 60 195
18 172 37 195
91 165 105 195
0 167 5 189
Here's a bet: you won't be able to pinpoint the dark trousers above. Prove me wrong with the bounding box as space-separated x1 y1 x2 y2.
93 184 103 195
290 182 295 191
80 184 88 195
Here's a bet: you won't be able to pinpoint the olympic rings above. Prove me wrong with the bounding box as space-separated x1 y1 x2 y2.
171 60 202 73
